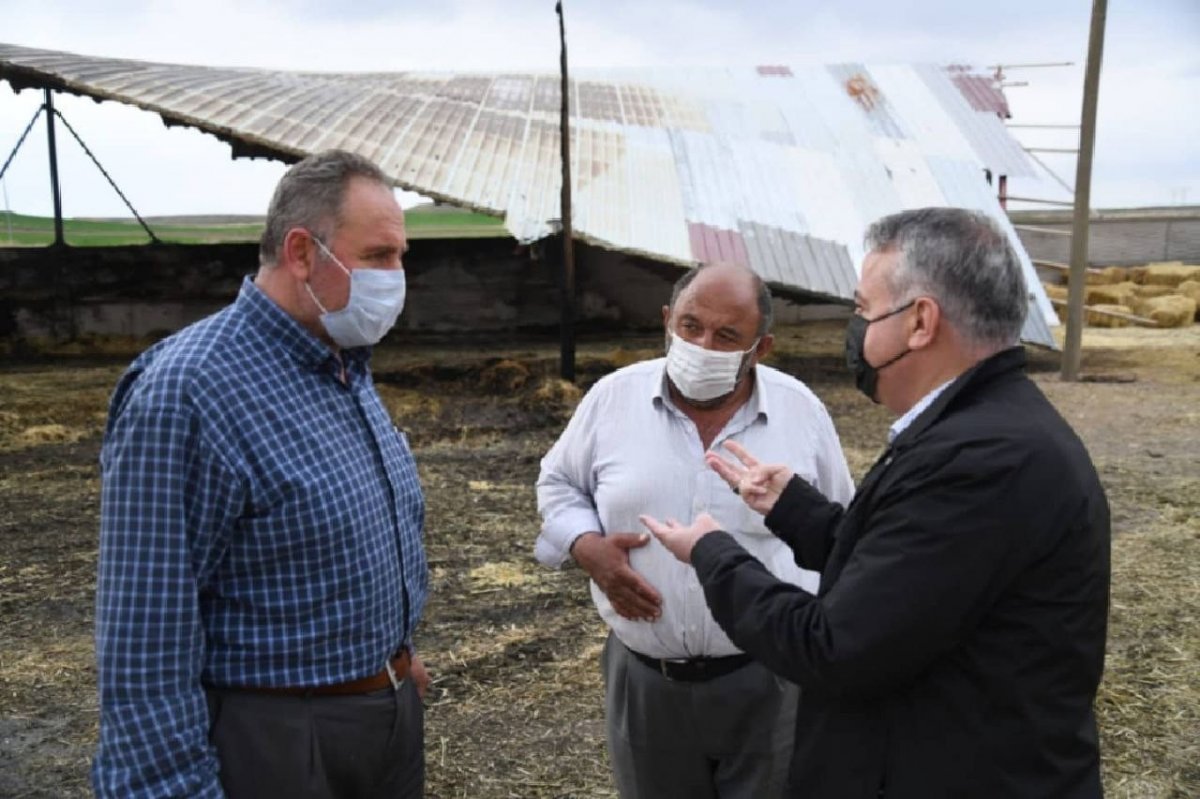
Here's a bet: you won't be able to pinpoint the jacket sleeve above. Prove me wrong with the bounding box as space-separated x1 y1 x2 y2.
93 400 241 798
693 438 1042 696
763 475 847 572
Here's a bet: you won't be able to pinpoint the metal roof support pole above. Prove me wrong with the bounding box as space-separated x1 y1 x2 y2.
51 108 160 243
556 0 576 383
0 105 44 183
1062 0 1108 381
43 88 65 247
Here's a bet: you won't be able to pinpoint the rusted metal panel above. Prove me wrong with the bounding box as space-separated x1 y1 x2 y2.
0 42 1054 344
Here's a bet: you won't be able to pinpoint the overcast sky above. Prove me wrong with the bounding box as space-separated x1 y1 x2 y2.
0 0 1197 218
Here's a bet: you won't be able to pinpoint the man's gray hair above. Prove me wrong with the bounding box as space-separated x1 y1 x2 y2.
259 150 391 266
669 263 774 337
865 207 1027 348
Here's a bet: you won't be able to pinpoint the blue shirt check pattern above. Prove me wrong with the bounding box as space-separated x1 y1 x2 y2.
92 277 427 798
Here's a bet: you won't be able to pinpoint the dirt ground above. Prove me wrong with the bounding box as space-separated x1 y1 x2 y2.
1 321 1197 798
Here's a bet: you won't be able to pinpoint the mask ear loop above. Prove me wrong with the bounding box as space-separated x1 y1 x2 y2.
311 236 352 278
304 232 354 316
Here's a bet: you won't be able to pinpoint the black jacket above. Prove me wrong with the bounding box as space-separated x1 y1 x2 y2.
693 347 1110 798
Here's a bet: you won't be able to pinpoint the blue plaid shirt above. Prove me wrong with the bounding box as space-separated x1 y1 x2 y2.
93 277 428 798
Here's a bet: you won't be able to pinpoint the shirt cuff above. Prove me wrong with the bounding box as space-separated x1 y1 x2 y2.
535 508 603 568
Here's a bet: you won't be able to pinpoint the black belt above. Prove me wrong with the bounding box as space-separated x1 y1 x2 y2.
628 647 755 682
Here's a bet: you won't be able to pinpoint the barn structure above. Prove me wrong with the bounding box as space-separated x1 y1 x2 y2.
0 42 1056 346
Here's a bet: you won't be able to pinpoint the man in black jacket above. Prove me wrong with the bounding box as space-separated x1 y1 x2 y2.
642 207 1110 798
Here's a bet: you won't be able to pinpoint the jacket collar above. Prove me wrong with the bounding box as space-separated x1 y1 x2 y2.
889 346 1027 451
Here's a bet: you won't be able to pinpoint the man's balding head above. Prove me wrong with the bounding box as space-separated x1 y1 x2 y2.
668 263 773 339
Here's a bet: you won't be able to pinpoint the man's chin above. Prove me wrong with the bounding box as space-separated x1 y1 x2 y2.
679 390 736 410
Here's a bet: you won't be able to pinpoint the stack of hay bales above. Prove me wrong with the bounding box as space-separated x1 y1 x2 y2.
1043 261 1200 328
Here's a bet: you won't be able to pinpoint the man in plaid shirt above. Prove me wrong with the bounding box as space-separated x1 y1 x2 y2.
93 150 429 798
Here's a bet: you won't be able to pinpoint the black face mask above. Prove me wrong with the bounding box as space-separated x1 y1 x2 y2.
844 300 915 402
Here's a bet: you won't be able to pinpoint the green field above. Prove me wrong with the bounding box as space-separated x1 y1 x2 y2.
0 205 508 246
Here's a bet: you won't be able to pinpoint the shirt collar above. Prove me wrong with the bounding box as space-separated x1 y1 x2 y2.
888 377 954 443
235 276 368 373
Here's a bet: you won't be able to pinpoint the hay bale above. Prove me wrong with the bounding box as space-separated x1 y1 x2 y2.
1173 281 1200 317
530 377 584 411
1085 304 1135 328
1132 295 1196 328
380 389 442 422
1101 266 1130 284
1084 270 1119 285
1131 283 1176 300
1131 262 1200 287
1085 281 1138 307
478 359 532 392
1042 283 1069 303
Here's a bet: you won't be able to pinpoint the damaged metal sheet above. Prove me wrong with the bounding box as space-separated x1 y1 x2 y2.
0 42 1055 345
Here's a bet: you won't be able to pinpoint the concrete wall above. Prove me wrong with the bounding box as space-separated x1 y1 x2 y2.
0 238 686 340
1011 207 1200 267
0 231 954 344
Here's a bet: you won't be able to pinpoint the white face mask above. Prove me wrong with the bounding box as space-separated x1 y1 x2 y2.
306 237 407 348
665 331 758 402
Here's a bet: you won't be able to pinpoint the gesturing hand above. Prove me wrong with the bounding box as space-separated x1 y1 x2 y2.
571 532 662 622
706 440 793 517
639 512 723 565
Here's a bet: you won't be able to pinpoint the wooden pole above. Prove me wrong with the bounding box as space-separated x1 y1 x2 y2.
1062 0 1108 380
555 0 576 382
1047 298 1158 328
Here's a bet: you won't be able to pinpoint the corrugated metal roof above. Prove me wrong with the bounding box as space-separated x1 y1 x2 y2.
0 42 1055 346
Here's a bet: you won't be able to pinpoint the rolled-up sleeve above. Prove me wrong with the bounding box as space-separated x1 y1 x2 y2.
534 387 605 568
94 400 241 798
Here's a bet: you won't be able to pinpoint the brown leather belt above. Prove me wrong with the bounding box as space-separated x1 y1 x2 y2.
629 647 754 682
226 650 412 697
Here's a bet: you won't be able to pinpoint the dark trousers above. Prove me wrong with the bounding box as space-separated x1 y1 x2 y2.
602 634 796 799
205 678 423 799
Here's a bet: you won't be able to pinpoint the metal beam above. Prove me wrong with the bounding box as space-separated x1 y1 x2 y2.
1048 297 1156 328
1013 225 1072 237
44 88 65 246
1005 196 1075 207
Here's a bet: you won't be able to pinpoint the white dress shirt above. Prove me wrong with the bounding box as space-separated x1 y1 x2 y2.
536 358 854 659
888 378 955 443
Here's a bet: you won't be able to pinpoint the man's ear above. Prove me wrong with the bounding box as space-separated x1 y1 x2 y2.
754 334 774 361
908 296 940 349
662 304 672 331
279 228 316 281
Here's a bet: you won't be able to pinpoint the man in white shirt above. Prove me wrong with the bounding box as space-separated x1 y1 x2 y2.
536 263 854 798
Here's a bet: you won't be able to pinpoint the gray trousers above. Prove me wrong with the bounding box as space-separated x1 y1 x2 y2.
602 634 797 799
205 679 423 799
